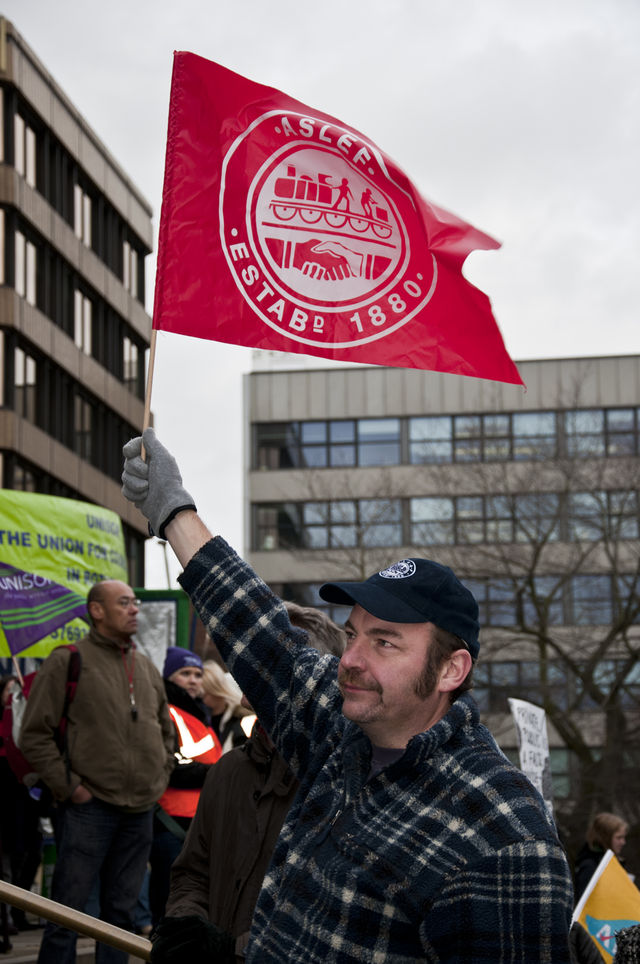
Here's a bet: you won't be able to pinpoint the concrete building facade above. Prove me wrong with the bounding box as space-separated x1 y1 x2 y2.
0 18 151 583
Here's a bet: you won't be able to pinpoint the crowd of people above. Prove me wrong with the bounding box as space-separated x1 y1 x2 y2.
0 425 639 961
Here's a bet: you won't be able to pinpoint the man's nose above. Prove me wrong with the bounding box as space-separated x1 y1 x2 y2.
340 637 366 670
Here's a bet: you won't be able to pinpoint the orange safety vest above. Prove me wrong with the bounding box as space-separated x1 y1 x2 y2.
158 704 222 818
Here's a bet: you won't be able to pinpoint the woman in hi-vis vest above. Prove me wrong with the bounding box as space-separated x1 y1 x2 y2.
149 647 221 925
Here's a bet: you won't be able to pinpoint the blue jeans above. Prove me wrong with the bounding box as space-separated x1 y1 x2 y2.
37 797 153 964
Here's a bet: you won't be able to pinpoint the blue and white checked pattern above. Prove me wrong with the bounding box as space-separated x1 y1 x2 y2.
179 538 573 962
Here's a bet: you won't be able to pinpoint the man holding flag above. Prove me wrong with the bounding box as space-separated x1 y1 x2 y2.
122 429 573 963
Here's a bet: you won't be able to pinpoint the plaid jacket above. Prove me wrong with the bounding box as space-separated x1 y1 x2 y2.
180 537 573 962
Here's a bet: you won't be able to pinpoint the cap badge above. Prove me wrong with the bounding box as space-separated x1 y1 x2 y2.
378 560 416 580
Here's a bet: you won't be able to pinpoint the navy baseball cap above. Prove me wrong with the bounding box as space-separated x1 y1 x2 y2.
319 558 480 658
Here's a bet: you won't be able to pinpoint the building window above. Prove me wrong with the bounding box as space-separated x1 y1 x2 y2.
410 497 454 545
605 408 638 456
12 462 37 492
74 290 93 356
14 114 37 188
329 421 356 466
358 419 401 465
254 498 403 551
409 416 453 463
255 405 640 471
564 409 605 458
254 418 401 470
123 241 138 297
74 395 93 459
15 231 37 305
570 574 612 625
14 347 37 422
473 659 569 714
512 412 557 460
514 493 560 542
123 336 139 392
74 184 92 246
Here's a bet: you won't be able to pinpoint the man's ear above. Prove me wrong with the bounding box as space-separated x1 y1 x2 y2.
87 600 102 623
438 649 472 693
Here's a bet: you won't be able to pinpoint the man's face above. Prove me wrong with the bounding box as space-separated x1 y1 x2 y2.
90 581 139 643
337 604 454 748
169 666 204 700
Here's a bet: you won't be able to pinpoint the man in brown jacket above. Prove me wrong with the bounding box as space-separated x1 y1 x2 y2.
20 580 174 964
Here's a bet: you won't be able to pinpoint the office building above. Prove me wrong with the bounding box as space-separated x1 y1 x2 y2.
0 17 151 582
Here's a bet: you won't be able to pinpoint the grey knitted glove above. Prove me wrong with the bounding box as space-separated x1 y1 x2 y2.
122 427 196 539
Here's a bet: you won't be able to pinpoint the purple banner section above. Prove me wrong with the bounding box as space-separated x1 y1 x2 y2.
0 561 89 656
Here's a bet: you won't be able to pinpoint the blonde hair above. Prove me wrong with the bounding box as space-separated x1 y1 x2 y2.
586 812 628 850
201 661 249 717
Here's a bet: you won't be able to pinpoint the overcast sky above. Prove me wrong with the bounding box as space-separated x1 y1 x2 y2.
4 0 639 587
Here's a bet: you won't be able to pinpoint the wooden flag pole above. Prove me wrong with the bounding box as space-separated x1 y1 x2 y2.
142 328 158 437
0 880 152 961
10 655 24 688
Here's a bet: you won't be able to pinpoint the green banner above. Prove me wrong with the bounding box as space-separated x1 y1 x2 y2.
0 490 127 658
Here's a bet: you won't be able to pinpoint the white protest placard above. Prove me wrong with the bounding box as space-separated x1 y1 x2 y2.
508 697 554 817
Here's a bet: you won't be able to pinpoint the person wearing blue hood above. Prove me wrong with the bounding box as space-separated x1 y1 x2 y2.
148 646 221 926
123 428 574 964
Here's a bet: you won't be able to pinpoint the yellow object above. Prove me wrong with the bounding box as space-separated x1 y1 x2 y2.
573 850 640 961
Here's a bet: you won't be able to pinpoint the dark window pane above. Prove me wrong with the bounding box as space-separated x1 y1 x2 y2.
409 416 451 440
565 410 604 434
303 503 328 525
330 526 358 548
483 414 510 436
301 421 327 443
330 445 356 466
363 524 402 547
330 501 356 523
513 437 557 460
454 415 481 438
567 435 605 457
358 418 400 441
358 442 400 466
457 521 484 543
305 527 328 548
572 575 612 624
411 522 454 545
411 497 454 521
492 662 519 686
457 497 483 518
301 446 327 467
607 408 635 431
484 439 511 460
360 499 402 523
330 420 355 443
410 440 453 463
513 412 556 436
607 434 636 456
454 439 481 462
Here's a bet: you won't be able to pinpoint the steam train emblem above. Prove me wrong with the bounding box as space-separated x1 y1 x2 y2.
251 150 405 301
220 113 435 350
270 165 393 239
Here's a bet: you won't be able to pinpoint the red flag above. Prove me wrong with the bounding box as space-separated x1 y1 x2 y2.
154 52 523 386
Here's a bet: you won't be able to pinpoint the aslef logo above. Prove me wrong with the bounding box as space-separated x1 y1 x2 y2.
220 111 437 349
